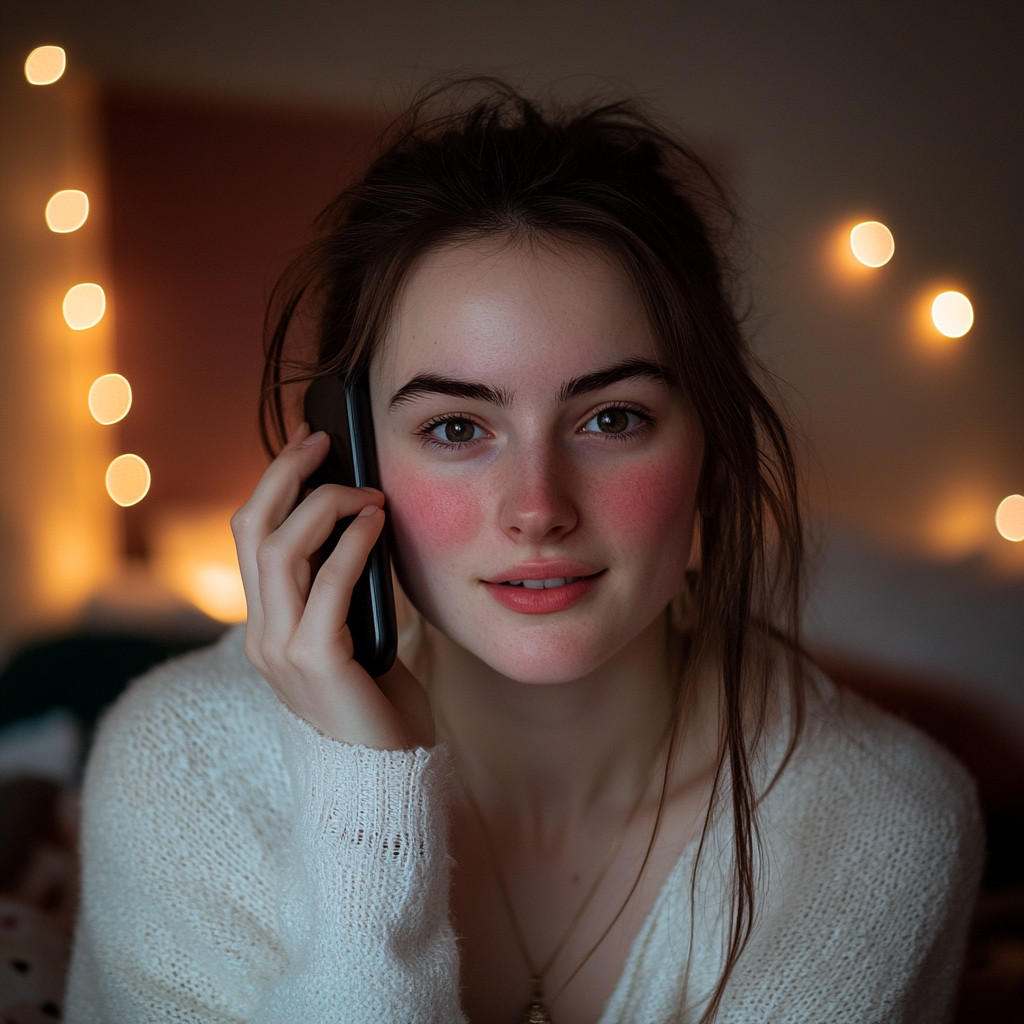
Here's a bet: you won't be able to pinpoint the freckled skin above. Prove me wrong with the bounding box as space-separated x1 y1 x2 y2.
372 239 703 685
391 473 484 552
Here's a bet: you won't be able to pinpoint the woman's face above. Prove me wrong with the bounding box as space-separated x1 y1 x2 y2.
371 238 703 685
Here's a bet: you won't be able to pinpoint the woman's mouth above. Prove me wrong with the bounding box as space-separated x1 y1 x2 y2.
502 576 582 589
483 571 602 613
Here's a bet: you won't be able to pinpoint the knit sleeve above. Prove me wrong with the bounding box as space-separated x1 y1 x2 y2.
251 705 464 1022
63 639 464 1024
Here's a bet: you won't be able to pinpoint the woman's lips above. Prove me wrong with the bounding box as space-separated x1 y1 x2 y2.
482 573 601 614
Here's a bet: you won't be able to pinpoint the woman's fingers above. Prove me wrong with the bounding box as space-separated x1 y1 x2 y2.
234 430 329 553
297 504 385 652
233 427 381 671
255 484 384 658
232 429 328 622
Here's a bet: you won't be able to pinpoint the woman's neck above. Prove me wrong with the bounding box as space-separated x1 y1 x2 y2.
423 611 699 843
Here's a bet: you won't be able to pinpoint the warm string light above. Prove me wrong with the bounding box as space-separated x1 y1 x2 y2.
26 45 151 512
89 374 132 425
996 495 1024 543
24 46 66 85
105 455 151 507
63 282 106 330
19 41 155 621
46 189 89 233
931 290 974 338
834 212 1011 564
849 221 894 267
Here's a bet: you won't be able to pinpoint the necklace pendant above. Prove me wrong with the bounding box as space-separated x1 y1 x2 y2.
520 999 553 1023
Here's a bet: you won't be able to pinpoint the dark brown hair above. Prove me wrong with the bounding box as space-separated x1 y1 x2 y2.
261 78 804 1021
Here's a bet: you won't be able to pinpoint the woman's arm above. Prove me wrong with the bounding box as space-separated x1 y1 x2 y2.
64 639 463 1023
253 707 461 1023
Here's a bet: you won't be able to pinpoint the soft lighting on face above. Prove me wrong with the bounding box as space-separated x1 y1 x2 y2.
88 374 132 425
996 495 1024 543
105 454 151 506
24 46 66 85
849 221 895 267
152 508 247 622
931 291 974 338
62 283 106 330
45 190 89 233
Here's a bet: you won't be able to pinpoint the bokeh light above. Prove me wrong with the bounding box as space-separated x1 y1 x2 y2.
45 189 89 233
926 488 992 559
849 221 895 267
105 454 151 507
931 291 974 338
152 508 247 622
37 511 112 616
24 46 66 85
88 374 132 425
62 283 106 330
995 495 1024 543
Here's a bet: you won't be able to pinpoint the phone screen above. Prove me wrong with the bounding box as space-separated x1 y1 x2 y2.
303 373 398 677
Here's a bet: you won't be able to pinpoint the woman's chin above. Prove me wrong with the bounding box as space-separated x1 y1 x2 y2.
413 589 669 687
472 632 625 686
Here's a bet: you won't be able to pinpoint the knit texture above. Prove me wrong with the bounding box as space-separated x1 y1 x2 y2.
65 626 983 1023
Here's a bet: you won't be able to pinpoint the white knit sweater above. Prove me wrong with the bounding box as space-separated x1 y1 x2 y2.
65 626 983 1023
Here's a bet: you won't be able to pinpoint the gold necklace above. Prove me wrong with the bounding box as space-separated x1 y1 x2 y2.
441 713 676 1024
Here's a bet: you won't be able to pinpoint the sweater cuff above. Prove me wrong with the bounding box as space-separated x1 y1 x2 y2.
275 701 451 866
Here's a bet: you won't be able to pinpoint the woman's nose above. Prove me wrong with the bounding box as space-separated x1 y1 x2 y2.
497 443 578 542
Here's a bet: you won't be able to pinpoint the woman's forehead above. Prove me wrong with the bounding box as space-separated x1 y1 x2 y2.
376 237 659 390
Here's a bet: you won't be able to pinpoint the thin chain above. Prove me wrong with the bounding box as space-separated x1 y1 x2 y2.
440 706 675 1008
549 720 677 1005
459 742 657 981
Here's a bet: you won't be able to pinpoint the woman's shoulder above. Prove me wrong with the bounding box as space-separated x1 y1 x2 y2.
801 669 978 817
84 625 289 816
768 665 984 879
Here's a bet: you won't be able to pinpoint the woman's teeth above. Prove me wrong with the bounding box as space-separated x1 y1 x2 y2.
504 577 581 589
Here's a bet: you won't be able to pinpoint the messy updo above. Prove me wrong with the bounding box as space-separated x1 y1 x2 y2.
260 78 804 1021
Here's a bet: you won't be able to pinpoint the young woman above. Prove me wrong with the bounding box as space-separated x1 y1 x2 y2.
66 82 982 1023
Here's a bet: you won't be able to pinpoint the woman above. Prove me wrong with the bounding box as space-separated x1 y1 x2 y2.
66 82 982 1023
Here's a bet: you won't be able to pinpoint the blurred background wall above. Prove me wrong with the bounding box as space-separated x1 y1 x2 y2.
0 0 1021 716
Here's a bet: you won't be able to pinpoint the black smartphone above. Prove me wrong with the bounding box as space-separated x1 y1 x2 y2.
303 372 398 677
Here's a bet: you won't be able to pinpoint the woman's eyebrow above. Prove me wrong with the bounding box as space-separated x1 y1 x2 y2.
389 374 514 409
390 359 676 410
557 358 677 402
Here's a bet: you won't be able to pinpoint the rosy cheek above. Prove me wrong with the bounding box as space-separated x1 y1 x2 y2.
585 454 699 549
385 469 486 557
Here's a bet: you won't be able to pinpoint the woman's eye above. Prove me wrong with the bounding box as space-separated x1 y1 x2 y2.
582 407 644 435
426 418 483 444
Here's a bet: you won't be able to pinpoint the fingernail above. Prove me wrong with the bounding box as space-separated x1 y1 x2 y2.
358 504 380 517
300 430 326 446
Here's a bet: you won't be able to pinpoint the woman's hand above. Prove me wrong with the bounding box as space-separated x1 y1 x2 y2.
231 423 434 750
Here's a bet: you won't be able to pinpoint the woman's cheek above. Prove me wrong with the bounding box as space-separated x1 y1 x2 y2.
585 454 698 555
387 469 486 560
